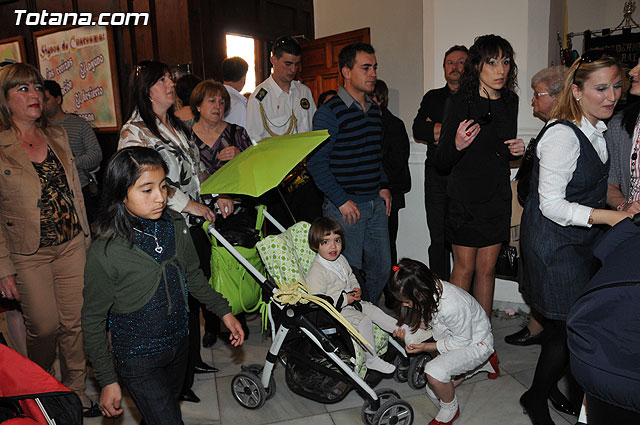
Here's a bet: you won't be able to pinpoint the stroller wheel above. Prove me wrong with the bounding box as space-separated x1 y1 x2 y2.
408 353 431 390
393 355 409 383
361 388 401 425
372 399 414 425
241 364 277 400
231 371 267 409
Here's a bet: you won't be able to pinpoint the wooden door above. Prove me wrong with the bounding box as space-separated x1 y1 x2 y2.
299 28 370 105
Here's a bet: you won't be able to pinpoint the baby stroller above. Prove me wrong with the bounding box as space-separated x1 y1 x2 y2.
207 208 431 425
0 344 82 424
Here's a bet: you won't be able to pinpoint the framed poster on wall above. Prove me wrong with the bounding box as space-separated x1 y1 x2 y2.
34 26 121 132
0 36 26 63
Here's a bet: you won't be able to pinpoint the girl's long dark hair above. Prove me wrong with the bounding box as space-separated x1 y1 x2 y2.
94 147 169 246
128 60 188 143
389 258 441 332
459 34 518 100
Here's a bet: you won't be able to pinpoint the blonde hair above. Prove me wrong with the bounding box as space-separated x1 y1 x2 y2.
551 53 620 125
0 63 49 131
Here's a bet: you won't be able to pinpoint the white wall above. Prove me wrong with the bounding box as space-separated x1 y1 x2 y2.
313 0 424 125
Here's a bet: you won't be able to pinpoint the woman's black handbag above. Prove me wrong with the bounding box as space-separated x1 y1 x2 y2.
495 243 518 279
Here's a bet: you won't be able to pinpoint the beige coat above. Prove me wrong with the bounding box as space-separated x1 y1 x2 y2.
0 126 89 278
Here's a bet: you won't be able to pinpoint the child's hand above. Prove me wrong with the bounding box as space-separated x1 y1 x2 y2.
347 288 361 303
405 343 426 353
100 382 123 417
393 327 407 340
405 341 437 354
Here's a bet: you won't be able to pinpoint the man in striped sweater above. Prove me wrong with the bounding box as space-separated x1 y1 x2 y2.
44 80 102 224
307 43 392 305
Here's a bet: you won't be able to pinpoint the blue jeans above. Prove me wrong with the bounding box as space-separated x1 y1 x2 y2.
115 337 188 425
323 197 391 305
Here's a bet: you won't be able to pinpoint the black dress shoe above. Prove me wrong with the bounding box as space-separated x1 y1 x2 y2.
82 400 102 418
520 391 556 425
194 361 218 374
202 331 217 348
505 326 544 346
549 389 579 416
179 389 201 403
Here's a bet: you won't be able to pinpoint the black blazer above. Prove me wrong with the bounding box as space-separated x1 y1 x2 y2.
435 90 518 203
380 106 411 209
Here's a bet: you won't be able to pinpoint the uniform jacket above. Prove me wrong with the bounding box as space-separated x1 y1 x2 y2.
0 126 89 278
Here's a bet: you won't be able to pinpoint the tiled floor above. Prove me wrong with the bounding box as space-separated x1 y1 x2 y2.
1 308 579 425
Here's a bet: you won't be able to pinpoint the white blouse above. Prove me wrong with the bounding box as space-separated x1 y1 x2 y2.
536 118 608 227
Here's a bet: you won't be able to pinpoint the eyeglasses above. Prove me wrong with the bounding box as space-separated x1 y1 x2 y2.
533 91 549 98
572 49 617 83
467 87 492 126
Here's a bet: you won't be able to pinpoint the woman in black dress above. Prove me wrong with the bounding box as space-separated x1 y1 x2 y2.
436 34 524 318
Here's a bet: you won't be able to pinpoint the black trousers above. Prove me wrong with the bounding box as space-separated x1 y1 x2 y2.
424 163 450 280
182 225 220 393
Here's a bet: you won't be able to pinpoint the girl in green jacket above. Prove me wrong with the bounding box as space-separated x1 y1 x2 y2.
81 146 244 425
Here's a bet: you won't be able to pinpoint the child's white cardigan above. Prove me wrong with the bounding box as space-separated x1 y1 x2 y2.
305 254 359 310
431 280 493 354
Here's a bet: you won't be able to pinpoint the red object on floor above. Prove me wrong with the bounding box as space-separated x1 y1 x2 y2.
428 407 460 425
488 351 500 379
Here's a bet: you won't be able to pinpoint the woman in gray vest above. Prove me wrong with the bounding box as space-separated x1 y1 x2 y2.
519 51 631 425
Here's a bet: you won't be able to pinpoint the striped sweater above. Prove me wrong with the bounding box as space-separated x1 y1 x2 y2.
308 87 387 207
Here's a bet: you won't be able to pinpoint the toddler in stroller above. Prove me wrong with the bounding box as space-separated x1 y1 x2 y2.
306 217 432 374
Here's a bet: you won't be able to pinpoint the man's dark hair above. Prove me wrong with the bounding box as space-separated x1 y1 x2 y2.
338 43 375 74
222 57 249 82
272 36 301 58
442 45 469 66
44 79 62 98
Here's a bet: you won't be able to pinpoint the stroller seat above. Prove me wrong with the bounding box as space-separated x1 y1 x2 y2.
255 221 391 379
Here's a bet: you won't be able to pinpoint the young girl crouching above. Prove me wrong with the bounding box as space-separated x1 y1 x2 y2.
81 147 245 424
390 258 499 425
305 217 431 374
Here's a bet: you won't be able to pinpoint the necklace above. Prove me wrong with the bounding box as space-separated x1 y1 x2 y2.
133 223 163 254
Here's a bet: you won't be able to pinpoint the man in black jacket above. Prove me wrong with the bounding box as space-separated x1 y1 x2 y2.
412 45 468 280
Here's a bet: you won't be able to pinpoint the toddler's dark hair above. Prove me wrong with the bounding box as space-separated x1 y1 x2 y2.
308 216 345 252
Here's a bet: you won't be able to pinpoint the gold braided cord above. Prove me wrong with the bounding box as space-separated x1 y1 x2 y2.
273 281 374 353
259 102 298 137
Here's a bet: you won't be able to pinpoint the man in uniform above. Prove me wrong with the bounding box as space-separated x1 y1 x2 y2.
412 45 468 280
247 36 321 226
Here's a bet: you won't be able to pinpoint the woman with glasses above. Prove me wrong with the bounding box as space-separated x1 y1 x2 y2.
519 51 631 425
436 34 524 321
117 60 237 404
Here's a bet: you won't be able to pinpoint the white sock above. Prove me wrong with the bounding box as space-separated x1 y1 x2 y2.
434 396 458 422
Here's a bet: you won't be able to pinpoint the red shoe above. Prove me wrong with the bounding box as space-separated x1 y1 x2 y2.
428 408 459 425
488 351 500 379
